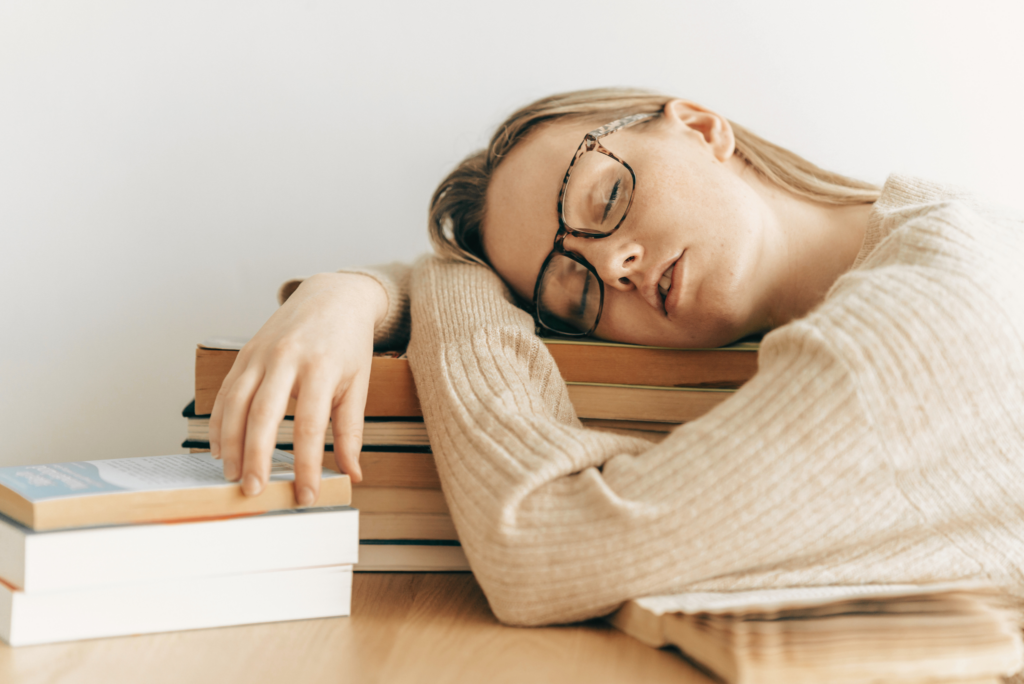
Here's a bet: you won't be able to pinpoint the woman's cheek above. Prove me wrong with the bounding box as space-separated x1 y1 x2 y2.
593 295 642 345
594 294 669 346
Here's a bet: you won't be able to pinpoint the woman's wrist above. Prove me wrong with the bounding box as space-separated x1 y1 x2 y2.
298 272 390 331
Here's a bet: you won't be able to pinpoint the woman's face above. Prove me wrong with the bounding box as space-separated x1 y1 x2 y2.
482 101 785 348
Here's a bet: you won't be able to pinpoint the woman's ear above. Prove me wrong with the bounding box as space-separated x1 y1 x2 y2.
662 99 736 163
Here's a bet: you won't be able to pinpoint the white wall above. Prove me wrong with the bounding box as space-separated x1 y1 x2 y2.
2 0 1022 466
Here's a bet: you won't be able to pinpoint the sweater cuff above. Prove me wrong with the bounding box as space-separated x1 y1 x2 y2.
277 261 413 351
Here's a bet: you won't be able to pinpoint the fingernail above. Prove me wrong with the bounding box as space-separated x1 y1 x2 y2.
210 443 220 459
297 486 315 507
242 474 262 497
223 461 239 481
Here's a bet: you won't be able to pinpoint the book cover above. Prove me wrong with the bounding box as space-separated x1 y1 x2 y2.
193 337 759 415
1 564 353 646
357 540 469 572
0 451 351 531
0 506 358 593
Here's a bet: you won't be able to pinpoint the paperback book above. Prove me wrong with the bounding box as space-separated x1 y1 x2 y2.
0 450 350 531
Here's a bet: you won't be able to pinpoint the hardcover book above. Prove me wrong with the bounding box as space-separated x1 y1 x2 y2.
193 337 758 416
0 507 358 593
1 564 353 646
357 540 469 572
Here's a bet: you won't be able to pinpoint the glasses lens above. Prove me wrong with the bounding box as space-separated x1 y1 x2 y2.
562 151 634 234
536 252 602 335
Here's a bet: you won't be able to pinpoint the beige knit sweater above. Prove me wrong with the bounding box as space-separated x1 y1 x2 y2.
314 175 1024 628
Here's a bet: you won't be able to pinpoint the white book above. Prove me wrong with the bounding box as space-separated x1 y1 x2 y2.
0 506 358 593
0 564 352 646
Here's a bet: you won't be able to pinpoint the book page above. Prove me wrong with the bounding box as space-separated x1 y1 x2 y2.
0 451 341 502
198 336 249 350
199 337 409 358
540 337 760 351
633 583 987 616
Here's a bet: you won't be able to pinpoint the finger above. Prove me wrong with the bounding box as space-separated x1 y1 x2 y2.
218 369 265 482
290 375 335 506
208 392 225 460
208 356 251 460
331 369 369 484
240 366 296 497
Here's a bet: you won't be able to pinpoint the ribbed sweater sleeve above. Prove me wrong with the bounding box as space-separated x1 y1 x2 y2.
278 262 412 350
406 176 1024 627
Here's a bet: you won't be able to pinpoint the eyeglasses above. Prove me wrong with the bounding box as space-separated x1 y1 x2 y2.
531 112 658 337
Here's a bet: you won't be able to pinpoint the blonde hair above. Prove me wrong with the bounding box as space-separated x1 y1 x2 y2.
428 87 880 266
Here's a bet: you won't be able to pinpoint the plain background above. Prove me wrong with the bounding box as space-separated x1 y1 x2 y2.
1 1 1022 467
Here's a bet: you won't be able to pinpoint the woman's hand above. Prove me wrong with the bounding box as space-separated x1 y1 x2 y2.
207 272 389 505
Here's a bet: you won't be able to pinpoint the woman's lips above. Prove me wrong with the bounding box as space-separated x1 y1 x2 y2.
664 250 686 317
657 264 674 300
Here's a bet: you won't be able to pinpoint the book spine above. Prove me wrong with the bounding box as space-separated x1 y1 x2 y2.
0 518 26 591
194 347 757 415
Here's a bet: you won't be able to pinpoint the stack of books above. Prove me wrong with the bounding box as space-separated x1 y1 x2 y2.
185 336 759 571
0 451 356 645
176 338 1024 682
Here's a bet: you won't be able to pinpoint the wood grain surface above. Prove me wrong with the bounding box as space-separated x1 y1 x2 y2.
0 573 710 684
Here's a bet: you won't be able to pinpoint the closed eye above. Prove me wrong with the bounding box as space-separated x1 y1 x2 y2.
579 268 591 317
601 179 621 223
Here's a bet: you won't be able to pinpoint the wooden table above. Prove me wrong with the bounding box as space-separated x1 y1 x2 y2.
0 573 710 684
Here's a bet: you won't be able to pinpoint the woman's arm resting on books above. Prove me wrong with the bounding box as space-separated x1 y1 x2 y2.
409 257 928 626
208 272 389 504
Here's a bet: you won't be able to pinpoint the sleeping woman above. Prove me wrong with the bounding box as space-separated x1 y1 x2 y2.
205 88 1024 625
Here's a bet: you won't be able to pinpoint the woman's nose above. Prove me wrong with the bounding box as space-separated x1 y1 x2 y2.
565 233 642 291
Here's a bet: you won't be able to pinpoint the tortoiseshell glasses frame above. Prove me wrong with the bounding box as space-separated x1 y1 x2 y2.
532 111 659 337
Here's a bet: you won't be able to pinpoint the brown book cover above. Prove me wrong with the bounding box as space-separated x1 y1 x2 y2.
194 338 758 416
190 445 442 490
358 512 458 541
188 381 728 429
351 487 449 515
196 347 419 417
545 338 757 389
567 383 731 423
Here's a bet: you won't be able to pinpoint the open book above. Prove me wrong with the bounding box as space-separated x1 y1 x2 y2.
609 584 1023 684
